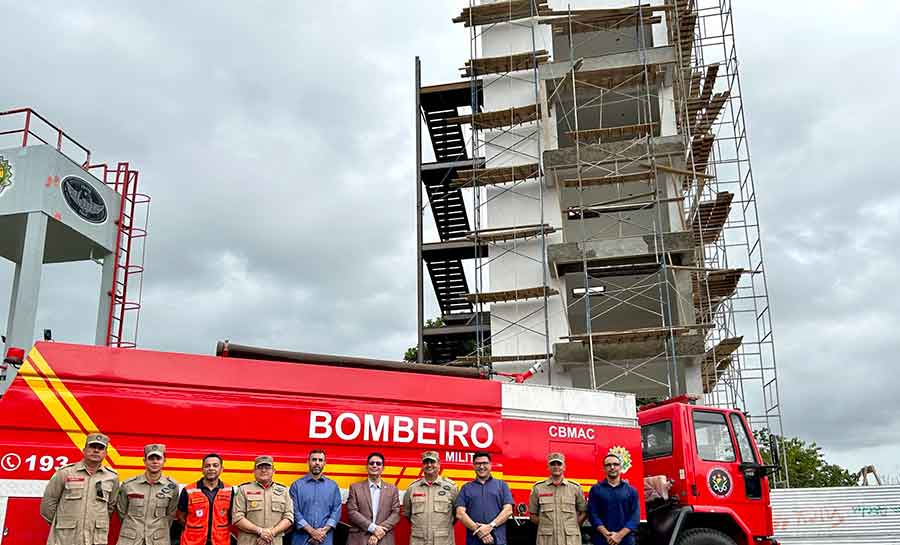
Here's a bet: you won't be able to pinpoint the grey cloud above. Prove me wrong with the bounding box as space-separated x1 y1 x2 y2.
1 0 899 474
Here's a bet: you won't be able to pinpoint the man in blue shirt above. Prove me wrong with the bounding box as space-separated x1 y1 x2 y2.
588 454 639 545
290 449 343 545
455 452 513 545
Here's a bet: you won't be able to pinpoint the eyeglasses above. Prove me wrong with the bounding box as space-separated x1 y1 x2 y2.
368 461 384 466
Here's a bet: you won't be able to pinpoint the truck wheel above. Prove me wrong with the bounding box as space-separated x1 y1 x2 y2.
674 528 736 545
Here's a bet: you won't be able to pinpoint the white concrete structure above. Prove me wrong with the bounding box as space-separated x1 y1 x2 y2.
469 0 695 394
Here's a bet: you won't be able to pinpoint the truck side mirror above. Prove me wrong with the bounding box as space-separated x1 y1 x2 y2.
768 433 781 471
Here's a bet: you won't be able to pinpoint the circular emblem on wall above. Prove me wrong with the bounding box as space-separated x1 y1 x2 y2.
0 155 13 195
61 176 107 223
607 446 633 474
707 467 733 498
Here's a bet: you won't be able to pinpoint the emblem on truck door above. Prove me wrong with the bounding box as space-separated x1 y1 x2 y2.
0 155 13 196
707 467 733 498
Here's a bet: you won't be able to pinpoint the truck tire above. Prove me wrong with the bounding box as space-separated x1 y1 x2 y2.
674 528 736 545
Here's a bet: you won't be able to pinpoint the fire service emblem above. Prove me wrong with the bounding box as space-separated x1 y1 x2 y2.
0 155 13 196
607 445 633 473
707 467 733 498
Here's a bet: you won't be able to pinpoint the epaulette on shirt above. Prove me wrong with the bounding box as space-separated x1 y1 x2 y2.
58 462 76 470
122 475 140 484
103 465 118 474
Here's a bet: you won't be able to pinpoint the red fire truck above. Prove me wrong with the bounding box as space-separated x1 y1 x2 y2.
0 342 777 545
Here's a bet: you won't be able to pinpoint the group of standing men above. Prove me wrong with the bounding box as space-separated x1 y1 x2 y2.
40 435 639 545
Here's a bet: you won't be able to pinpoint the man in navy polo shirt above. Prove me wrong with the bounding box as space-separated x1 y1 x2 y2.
588 454 639 545
455 452 513 545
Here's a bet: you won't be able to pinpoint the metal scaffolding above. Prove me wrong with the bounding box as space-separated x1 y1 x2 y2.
415 0 784 482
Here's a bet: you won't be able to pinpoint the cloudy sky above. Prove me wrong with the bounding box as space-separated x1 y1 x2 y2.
1 1 898 480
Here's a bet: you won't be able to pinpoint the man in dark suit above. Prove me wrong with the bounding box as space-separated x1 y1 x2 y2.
347 452 401 545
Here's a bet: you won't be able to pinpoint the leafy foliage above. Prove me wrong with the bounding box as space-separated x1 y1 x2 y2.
755 429 857 488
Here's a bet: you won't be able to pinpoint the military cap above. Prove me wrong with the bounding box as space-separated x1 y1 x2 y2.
254 455 274 467
422 451 439 462
144 443 166 457
85 433 110 448
547 452 565 464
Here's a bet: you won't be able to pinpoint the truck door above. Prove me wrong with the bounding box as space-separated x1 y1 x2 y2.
728 411 773 537
689 409 743 505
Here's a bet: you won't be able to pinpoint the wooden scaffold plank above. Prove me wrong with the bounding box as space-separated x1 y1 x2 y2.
688 134 715 175
451 162 541 188
453 0 552 27
446 104 543 129
562 323 714 344
451 353 550 365
465 286 559 304
565 122 658 143
701 336 742 393
693 268 745 321
461 50 550 78
691 191 733 245
466 223 558 243
560 170 656 188
542 4 668 34
694 91 729 135
572 64 663 90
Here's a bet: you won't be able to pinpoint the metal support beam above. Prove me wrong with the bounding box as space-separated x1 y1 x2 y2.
415 56 424 363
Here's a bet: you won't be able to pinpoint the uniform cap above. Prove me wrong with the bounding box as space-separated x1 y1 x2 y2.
547 452 565 464
421 451 439 462
85 433 110 448
144 444 166 458
255 455 275 467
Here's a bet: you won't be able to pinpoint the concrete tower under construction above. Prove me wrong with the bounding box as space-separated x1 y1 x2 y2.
415 0 783 442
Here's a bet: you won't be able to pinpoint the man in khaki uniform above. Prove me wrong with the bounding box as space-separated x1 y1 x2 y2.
40 433 120 545
233 455 294 545
116 444 179 545
528 453 587 545
403 451 458 545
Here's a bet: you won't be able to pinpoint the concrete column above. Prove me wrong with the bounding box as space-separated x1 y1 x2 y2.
5 212 48 349
680 358 703 397
1 212 48 393
94 252 116 346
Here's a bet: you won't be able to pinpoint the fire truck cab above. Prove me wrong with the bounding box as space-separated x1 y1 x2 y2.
637 399 777 545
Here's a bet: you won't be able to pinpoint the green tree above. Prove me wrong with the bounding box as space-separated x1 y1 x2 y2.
755 429 856 488
404 346 419 362
403 318 445 362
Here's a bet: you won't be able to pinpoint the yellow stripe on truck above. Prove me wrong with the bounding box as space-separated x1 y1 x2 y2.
23 347 599 489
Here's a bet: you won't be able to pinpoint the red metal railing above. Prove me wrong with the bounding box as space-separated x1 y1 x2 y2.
0 107 150 349
87 162 151 349
0 108 92 166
